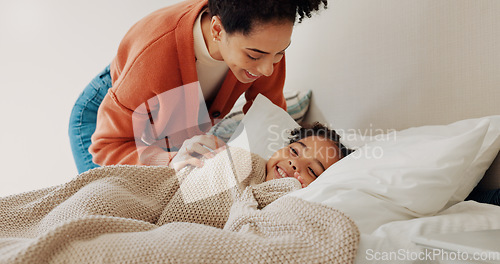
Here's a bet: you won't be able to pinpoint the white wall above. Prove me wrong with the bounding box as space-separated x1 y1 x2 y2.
285 0 500 131
0 0 180 196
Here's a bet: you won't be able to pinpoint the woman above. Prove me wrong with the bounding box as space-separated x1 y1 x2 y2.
69 0 328 173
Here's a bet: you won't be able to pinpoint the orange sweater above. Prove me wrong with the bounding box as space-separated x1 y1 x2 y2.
89 0 287 166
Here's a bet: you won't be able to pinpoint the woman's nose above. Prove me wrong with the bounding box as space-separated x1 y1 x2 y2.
289 160 297 171
257 59 274 77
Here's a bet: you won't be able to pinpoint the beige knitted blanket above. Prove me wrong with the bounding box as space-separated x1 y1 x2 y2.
0 147 359 264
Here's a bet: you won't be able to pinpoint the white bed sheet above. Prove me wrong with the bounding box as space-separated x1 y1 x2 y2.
354 201 500 264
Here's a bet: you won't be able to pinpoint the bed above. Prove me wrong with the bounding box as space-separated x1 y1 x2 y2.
281 1 500 263
218 0 500 262
213 91 500 264
1 95 497 264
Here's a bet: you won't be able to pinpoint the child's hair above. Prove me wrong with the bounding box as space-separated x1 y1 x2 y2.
289 122 354 159
208 0 328 35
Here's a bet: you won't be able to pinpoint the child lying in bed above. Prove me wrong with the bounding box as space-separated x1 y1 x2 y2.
0 123 359 263
0 122 358 262
171 122 352 188
157 121 353 225
265 122 352 187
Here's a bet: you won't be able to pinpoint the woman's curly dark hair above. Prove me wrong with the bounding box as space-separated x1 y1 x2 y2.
208 0 328 35
289 122 354 159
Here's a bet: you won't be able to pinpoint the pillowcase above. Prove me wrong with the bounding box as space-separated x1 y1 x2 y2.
226 94 300 160
281 89 312 122
338 116 500 208
208 90 312 143
447 116 500 206
287 117 495 233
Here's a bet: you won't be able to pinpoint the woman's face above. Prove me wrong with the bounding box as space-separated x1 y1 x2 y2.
265 136 341 188
209 17 293 83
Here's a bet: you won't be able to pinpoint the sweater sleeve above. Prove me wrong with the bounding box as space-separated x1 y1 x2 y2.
242 55 287 114
89 90 177 166
89 31 183 167
88 0 207 167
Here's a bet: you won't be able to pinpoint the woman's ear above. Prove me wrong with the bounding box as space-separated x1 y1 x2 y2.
210 15 224 41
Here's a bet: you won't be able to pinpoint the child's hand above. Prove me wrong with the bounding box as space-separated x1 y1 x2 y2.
169 134 226 171
294 172 308 188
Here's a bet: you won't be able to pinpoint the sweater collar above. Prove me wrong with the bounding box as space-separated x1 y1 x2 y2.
175 0 251 121
175 0 208 85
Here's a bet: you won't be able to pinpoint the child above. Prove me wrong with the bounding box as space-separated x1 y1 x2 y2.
265 122 352 188
0 122 355 262
157 122 352 225
170 121 352 189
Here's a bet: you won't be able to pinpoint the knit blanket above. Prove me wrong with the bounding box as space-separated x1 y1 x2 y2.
0 147 359 264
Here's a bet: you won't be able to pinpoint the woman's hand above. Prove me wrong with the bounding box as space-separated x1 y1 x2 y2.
169 134 226 171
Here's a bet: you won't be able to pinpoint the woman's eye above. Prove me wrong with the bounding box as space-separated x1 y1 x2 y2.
290 147 298 156
308 167 318 178
247 55 258 61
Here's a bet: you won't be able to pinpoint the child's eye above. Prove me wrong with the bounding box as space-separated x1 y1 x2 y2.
308 167 318 178
290 147 298 156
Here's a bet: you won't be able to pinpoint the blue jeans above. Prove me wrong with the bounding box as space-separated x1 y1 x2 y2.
69 65 112 173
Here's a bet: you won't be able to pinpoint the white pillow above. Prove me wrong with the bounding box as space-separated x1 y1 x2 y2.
208 90 312 143
287 117 493 233
230 90 312 121
226 94 299 160
448 116 500 205
338 116 500 208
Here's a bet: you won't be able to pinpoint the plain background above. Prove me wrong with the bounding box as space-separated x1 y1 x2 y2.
0 0 182 195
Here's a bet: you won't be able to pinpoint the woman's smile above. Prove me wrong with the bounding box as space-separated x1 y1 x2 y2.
244 70 261 81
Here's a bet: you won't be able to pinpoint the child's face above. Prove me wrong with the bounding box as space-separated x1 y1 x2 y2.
265 136 341 188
